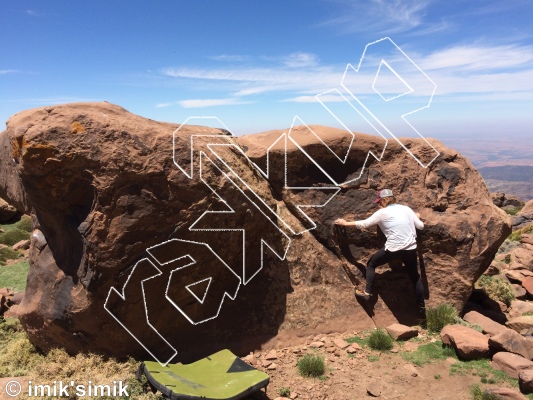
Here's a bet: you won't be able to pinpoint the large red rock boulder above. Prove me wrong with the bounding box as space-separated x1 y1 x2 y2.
238 125 511 313
0 102 511 362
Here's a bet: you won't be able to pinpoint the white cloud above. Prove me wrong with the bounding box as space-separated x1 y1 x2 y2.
162 66 342 96
160 41 533 104
320 0 433 35
155 102 177 108
420 44 533 72
179 98 255 108
281 94 347 103
0 70 18 75
281 52 320 68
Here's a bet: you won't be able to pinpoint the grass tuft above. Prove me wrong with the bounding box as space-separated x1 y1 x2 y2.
475 275 515 306
0 229 30 247
401 341 456 366
368 328 393 351
425 303 458 333
0 247 21 266
297 354 325 378
0 319 40 377
0 259 30 290
452 358 514 386
471 385 500 400
346 335 369 347
279 387 291 397
14 215 32 232
504 206 523 216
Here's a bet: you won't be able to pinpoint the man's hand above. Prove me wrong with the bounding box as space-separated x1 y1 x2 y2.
335 218 347 226
415 212 421 219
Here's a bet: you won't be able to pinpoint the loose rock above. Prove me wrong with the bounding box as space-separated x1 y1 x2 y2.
385 324 418 340
490 352 533 379
441 325 490 360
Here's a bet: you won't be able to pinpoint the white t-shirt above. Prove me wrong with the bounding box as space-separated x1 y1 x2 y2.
355 204 424 251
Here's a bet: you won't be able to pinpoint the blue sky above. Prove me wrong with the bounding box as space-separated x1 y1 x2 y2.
1 0 532 144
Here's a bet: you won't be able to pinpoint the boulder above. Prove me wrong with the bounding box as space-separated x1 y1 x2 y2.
0 197 17 222
463 301 508 325
519 369 533 394
507 316 533 333
522 277 533 297
522 201 533 216
522 236 533 246
489 329 533 360
239 126 511 311
506 269 533 285
12 239 30 251
440 325 490 360
510 300 533 316
385 323 418 340
491 352 533 379
463 311 508 336
492 193 524 209
0 102 511 361
513 284 528 300
509 246 533 272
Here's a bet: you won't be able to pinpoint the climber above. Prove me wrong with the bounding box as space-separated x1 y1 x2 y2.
334 189 425 311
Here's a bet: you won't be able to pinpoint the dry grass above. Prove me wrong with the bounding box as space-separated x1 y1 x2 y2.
0 318 161 399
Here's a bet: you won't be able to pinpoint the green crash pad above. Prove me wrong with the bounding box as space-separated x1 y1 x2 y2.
137 349 270 400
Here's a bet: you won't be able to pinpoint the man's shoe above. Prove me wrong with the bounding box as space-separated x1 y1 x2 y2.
354 288 371 301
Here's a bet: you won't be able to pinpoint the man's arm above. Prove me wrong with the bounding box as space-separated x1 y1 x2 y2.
335 210 382 228
413 210 424 230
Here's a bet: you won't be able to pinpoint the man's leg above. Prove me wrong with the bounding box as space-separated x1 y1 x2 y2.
402 249 425 308
364 248 397 295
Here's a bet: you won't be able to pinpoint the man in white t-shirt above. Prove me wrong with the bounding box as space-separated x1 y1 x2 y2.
334 189 425 311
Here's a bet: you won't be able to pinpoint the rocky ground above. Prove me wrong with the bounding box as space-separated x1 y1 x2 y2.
244 330 486 400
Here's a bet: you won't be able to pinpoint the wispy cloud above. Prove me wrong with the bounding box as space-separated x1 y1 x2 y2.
420 44 533 72
282 94 347 103
26 9 42 17
0 70 18 75
178 98 255 108
161 41 533 106
162 65 342 96
280 52 320 68
208 54 251 62
320 0 433 35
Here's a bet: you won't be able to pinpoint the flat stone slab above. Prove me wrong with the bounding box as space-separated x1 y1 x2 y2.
491 352 533 379
507 316 533 333
489 329 533 360
463 310 508 336
441 324 490 360
386 323 418 340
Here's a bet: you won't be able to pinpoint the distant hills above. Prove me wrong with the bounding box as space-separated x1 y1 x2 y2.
478 166 533 201
478 166 533 183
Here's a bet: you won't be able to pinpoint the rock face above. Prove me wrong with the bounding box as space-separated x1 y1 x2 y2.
0 102 511 361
